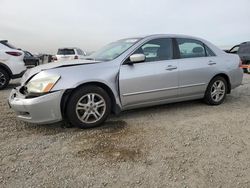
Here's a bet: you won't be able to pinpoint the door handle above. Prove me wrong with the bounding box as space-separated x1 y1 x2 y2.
165 65 177 71
208 60 216 66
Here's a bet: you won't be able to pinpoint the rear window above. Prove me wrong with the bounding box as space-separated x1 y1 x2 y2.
0 40 17 49
238 44 250 54
57 49 75 55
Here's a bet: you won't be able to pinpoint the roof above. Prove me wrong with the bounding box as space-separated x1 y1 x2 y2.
58 47 81 50
240 41 250 45
135 34 202 40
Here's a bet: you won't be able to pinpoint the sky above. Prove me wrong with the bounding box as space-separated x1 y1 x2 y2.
0 0 250 54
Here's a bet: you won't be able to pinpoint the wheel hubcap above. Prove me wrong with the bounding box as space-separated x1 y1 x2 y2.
76 93 106 124
211 80 226 102
0 72 6 86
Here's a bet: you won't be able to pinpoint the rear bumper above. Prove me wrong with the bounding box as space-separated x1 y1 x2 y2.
8 87 64 124
231 68 244 89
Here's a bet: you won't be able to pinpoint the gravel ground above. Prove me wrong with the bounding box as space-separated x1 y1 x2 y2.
0 74 250 188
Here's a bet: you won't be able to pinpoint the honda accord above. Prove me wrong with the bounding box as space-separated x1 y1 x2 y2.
8 34 243 128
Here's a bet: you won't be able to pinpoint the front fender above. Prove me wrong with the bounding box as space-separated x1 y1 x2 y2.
48 62 122 111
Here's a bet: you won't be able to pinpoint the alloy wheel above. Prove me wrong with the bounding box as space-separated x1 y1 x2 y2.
75 93 106 124
0 72 6 87
211 80 226 102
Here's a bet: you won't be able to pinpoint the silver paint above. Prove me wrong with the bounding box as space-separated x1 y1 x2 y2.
9 34 244 124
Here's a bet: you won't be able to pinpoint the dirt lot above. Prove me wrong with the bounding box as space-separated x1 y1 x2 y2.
0 74 250 188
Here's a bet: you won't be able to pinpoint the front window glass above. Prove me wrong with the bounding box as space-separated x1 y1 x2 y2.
133 38 173 62
88 38 140 61
177 38 206 58
230 46 239 53
24 51 32 57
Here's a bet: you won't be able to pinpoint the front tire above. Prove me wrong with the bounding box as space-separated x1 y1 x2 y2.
0 68 10 90
204 76 227 105
66 86 111 129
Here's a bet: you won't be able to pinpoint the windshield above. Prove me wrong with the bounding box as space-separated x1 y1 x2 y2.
88 38 140 61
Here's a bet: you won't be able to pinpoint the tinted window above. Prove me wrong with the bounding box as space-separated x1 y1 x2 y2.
57 49 75 55
230 46 239 53
177 38 206 58
133 38 173 62
24 51 33 57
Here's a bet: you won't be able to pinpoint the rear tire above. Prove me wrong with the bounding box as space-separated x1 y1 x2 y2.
0 68 10 90
204 76 227 105
66 86 111 129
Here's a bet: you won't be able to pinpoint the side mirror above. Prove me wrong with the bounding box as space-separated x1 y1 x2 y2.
129 54 145 64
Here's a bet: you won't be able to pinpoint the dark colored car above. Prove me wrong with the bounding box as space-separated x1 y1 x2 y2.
23 51 40 68
226 42 250 73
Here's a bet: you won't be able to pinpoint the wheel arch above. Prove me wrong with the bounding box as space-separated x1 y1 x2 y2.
0 62 12 77
60 81 121 120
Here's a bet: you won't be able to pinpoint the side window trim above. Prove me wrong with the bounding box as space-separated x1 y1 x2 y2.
204 44 216 57
203 43 208 57
173 38 180 59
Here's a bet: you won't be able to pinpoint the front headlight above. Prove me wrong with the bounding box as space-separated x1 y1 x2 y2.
26 72 61 94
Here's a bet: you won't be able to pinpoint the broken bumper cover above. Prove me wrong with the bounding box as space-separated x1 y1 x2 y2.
8 87 64 124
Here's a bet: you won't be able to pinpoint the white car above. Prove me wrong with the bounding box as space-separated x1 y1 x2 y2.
0 40 26 89
55 48 86 62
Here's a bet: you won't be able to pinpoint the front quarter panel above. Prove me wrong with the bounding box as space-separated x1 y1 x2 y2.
49 62 122 107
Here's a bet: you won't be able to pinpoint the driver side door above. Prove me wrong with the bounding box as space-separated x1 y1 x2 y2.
119 38 179 109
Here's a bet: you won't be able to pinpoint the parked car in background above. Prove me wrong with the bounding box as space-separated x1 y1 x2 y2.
225 45 239 54
9 34 243 128
226 42 250 73
55 48 86 62
23 51 40 68
0 40 26 89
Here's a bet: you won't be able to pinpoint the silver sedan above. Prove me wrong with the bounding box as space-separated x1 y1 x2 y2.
8 34 243 128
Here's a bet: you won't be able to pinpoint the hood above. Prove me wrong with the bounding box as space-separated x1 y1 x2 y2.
21 59 99 84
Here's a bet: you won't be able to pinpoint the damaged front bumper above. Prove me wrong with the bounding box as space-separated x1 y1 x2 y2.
8 86 64 124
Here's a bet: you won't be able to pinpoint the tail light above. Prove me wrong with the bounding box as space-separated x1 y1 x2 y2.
74 55 78 59
53 56 57 61
5 51 22 56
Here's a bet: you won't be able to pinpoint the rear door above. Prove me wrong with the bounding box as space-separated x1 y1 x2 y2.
175 38 217 97
119 38 179 107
